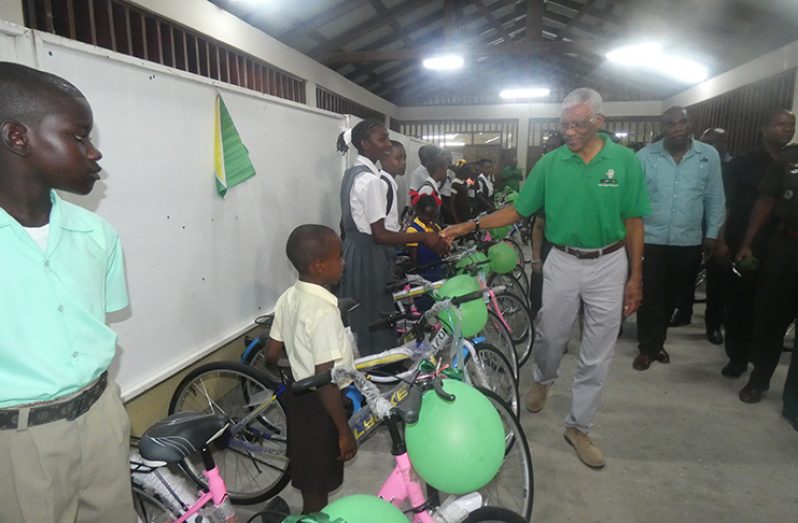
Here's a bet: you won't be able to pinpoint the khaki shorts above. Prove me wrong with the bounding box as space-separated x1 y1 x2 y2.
0 382 136 523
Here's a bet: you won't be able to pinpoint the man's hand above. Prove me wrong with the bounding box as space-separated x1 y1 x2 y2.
422 232 450 256
441 222 473 241
623 278 643 317
712 238 730 263
338 427 357 462
736 245 753 262
703 238 717 260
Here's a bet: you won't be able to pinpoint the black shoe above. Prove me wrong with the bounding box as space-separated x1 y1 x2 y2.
655 348 670 363
721 362 746 378
706 327 723 345
669 310 691 327
739 383 768 404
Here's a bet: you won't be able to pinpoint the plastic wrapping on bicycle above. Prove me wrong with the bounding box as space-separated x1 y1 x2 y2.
292 366 397 420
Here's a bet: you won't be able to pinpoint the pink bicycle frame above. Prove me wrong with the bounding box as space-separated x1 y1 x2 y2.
378 452 436 523
173 466 234 523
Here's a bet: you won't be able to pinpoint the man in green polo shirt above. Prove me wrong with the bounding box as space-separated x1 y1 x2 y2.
0 63 134 521
444 87 650 469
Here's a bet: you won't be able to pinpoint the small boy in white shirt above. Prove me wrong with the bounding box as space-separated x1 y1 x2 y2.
265 224 356 513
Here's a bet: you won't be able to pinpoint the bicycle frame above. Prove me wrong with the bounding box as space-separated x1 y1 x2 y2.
172 465 233 523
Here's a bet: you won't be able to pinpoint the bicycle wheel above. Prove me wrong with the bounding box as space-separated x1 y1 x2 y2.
473 388 534 521
464 343 519 418
480 311 519 382
131 481 182 523
488 272 528 311
169 362 290 504
463 506 528 522
493 292 534 367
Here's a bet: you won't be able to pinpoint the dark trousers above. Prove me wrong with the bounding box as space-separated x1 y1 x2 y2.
705 258 731 330
748 234 798 389
785 345 798 419
723 268 759 369
637 244 703 357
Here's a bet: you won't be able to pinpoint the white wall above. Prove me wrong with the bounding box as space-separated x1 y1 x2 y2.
665 39 798 116
0 2 23 26
127 0 398 120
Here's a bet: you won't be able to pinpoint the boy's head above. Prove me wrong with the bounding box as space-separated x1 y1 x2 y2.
382 140 407 177
414 194 438 222
0 62 102 195
428 155 448 183
286 224 344 285
418 144 442 168
477 159 493 175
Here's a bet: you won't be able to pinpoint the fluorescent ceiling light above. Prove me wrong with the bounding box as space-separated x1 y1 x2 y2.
500 87 550 100
615 132 629 138
423 134 457 141
438 142 466 147
606 43 708 84
422 54 464 71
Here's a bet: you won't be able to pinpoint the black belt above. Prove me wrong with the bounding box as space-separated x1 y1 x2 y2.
0 372 108 430
554 240 625 259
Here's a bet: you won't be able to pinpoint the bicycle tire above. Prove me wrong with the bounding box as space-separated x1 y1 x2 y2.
481 310 520 382
488 272 527 309
473 388 534 521
463 506 529 523
169 362 290 504
465 343 520 418
131 481 183 523
493 292 534 368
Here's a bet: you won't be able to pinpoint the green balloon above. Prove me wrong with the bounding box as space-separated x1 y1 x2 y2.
405 380 505 494
322 495 406 523
435 275 488 337
488 242 518 274
455 251 489 274
737 256 759 272
505 190 519 203
489 225 511 240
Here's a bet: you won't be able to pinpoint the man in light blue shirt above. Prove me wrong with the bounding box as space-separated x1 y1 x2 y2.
633 106 726 371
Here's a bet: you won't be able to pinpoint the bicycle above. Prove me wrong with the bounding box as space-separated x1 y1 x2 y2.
169 286 522 504
130 411 240 522
292 363 532 522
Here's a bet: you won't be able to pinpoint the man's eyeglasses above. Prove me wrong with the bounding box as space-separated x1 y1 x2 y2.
559 115 597 132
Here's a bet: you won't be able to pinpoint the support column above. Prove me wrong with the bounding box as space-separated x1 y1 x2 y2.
305 80 316 108
517 116 530 173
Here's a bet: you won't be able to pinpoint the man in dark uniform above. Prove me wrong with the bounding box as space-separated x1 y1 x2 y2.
699 127 733 345
719 111 795 378
736 141 798 424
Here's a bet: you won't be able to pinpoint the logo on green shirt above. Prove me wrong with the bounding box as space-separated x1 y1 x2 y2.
599 168 618 187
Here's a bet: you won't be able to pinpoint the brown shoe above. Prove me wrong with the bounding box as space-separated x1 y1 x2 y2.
564 427 605 469
525 382 551 413
633 353 652 371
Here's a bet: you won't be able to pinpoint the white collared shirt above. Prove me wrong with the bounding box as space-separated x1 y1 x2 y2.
380 170 400 232
417 174 440 197
350 155 389 234
409 165 429 191
270 281 355 385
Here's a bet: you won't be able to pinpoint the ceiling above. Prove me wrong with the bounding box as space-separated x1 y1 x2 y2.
210 0 798 106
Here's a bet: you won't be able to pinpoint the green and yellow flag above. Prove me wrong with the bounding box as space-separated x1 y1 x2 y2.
213 94 256 197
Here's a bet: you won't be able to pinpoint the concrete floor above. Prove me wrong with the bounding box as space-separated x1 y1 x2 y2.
241 307 798 522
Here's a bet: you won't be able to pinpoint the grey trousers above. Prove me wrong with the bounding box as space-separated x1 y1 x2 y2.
532 247 627 433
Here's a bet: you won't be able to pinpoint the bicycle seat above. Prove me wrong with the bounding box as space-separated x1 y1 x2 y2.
138 412 228 463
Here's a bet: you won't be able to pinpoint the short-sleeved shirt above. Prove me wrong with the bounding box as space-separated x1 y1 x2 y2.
758 144 798 230
379 170 400 232
409 165 429 191
270 281 355 385
349 156 388 234
515 133 651 249
0 191 128 407
637 139 726 246
724 148 777 253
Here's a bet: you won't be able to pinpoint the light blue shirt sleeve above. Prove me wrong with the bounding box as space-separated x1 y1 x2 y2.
702 151 726 239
